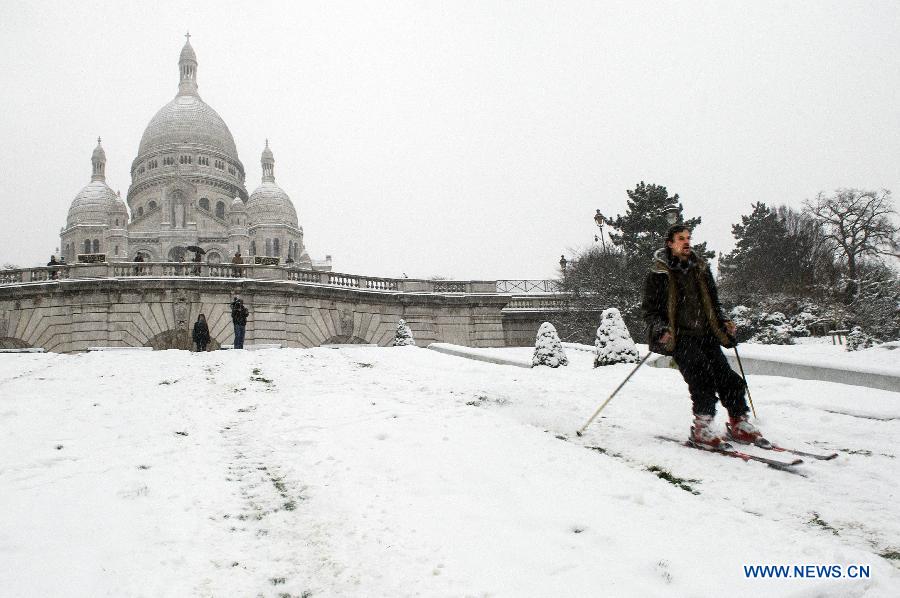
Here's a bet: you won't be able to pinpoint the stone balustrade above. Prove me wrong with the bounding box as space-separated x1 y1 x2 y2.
0 262 516 295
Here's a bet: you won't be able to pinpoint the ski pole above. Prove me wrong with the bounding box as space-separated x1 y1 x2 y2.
732 345 757 419
576 352 652 437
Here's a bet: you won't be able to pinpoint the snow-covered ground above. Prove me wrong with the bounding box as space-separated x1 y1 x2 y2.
1 344 898 597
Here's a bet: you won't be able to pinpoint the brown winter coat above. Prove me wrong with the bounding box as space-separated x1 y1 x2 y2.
641 248 734 355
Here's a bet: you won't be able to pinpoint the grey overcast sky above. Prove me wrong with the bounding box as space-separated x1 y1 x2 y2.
1 1 898 280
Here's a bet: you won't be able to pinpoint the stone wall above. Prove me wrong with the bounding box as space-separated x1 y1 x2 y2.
0 277 513 352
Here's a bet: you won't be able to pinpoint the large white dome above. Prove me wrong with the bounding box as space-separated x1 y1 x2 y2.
136 94 239 161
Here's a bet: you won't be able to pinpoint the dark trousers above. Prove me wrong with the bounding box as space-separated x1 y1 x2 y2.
195 341 208 352
233 324 246 349
673 334 748 418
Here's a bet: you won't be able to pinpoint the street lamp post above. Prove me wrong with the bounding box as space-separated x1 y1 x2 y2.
663 205 680 226
594 209 607 251
559 254 568 272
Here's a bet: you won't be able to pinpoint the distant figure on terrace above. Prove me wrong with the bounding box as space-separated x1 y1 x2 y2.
133 252 145 276
191 252 202 275
46 255 60 279
231 251 243 278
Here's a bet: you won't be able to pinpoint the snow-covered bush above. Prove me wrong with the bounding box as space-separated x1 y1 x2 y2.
393 319 415 346
728 305 758 343
846 326 875 351
751 324 795 345
594 308 639 367
532 322 568 368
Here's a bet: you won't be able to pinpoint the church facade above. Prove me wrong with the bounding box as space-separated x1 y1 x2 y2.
60 36 321 268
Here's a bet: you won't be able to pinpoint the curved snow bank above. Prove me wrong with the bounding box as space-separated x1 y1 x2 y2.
427 342 532 368
649 348 900 393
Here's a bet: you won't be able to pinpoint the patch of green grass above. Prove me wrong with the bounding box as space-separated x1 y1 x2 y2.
284 500 297 511
808 512 839 535
879 550 900 561
270 577 286 586
586 445 623 458
647 465 700 495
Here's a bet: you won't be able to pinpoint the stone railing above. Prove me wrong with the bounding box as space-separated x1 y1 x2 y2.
502 296 568 311
0 266 71 284
0 262 499 294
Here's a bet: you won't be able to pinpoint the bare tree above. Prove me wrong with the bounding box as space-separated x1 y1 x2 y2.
803 189 899 300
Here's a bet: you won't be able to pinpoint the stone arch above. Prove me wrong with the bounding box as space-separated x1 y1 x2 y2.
132 247 157 261
145 329 192 350
0 337 30 350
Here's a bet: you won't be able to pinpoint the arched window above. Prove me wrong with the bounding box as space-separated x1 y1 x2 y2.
199 197 209 211
84 239 91 254
250 240 256 256
273 239 280 257
114 245 119 256
265 238 272 257
138 206 144 217
148 200 157 211
115 218 119 226
215 201 225 219
92 239 100 253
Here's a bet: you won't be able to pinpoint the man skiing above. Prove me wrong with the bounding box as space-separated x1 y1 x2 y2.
641 224 763 448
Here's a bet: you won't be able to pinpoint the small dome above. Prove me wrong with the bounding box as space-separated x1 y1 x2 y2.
247 182 298 227
230 196 246 211
111 191 128 214
67 180 117 227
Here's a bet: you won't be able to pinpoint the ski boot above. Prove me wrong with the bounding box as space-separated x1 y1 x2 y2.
690 414 732 451
726 414 770 448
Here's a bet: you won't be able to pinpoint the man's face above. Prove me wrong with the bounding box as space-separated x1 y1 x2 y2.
667 230 692 259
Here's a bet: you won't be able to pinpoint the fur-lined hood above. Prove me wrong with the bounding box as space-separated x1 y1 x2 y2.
650 247 708 274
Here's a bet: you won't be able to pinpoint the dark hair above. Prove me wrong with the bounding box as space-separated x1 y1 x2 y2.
665 224 691 243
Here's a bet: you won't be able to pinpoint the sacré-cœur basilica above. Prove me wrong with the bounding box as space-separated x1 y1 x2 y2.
60 34 327 270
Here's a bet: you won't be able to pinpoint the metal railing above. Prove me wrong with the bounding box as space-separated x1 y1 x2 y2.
495 280 560 294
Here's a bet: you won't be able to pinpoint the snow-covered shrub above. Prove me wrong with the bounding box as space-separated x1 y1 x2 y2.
393 319 415 346
594 308 639 367
728 305 759 343
532 322 568 368
846 326 875 352
751 324 795 345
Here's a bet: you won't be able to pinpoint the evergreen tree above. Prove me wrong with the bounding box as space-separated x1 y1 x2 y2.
605 181 713 263
593 308 639 366
393 319 415 346
532 322 568 368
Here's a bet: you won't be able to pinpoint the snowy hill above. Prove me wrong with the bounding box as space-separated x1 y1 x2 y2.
1 346 898 597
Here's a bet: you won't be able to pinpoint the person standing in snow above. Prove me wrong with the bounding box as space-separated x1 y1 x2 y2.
641 224 762 448
192 313 210 352
231 297 249 349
